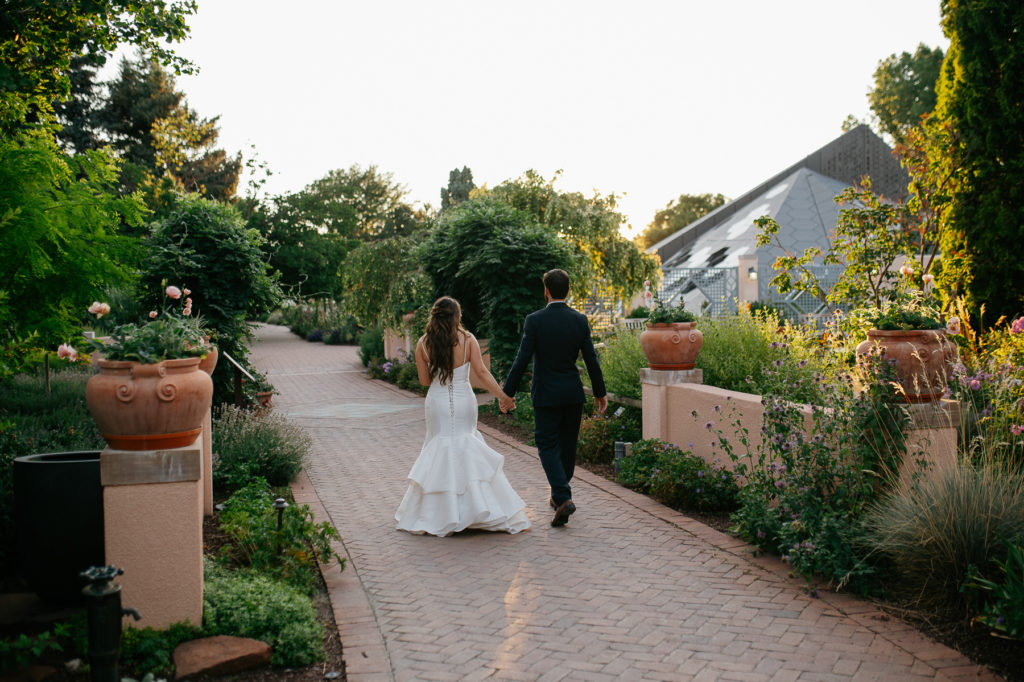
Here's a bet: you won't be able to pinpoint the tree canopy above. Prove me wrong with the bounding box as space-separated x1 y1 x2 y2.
867 43 945 145
485 170 659 303
0 128 145 345
638 192 727 249
96 55 241 203
419 197 574 376
0 0 196 130
440 166 475 211
254 164 424 299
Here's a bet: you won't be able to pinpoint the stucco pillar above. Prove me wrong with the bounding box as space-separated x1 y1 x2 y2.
899 400 961 487
640 368 703 442
201 408 213 516
101 440 203 629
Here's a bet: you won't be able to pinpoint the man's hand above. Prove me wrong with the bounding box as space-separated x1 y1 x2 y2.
499 395 516 413
595 395 608 416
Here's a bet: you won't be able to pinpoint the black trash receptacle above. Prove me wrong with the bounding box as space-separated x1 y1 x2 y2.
14 451 104 605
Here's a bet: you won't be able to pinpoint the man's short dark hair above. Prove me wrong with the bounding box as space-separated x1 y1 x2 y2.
543 269 570 299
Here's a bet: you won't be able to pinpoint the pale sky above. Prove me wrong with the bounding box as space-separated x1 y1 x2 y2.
164 0 949 237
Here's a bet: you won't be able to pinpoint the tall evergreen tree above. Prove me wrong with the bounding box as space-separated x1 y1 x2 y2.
933 0 1024 323
97 54 241 202
440 166 474 211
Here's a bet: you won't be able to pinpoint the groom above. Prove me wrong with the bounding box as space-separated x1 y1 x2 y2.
502 269 608 527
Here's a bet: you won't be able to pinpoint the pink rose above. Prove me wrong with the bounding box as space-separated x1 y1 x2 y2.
149 311 158 319
185 297 192 306
947 316 961 335
1011 318 1024 335
182 306 192 316
57 343 77 362
183 288 191 296
166 285 182 299
88 301 111 318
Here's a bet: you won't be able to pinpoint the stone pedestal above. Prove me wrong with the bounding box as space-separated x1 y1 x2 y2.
640 368 703 442
101 440 204 629
899 399 961 487
201 408 213 516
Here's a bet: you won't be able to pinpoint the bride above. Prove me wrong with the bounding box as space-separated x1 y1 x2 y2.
395 296 532 537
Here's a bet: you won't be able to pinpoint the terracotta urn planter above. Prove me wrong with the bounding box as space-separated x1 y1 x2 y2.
197 344 218 375
639 321 704 370
86 357 214 450
855 329 957 403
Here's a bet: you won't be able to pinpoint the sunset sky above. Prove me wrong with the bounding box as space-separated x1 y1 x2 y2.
160 0 949 236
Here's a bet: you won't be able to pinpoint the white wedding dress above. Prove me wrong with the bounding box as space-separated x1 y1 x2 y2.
395 349 531 537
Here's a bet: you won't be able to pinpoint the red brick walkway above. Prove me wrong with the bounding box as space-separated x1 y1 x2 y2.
250 324 999 682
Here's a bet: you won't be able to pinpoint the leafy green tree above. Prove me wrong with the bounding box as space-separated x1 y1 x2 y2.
486 170 659 304
867 43 945 145
341 235 432 329
0 127 145 346
638 192 727 249
419 198 573 376
141 195 281 403
932 0 1024 324
0 0 196 130
440 166 474 211
256 165 422 298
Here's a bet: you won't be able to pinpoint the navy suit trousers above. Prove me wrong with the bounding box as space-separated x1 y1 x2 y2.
533 402 584 505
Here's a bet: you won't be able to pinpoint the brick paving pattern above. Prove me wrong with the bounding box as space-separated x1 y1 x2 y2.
250 324 999 681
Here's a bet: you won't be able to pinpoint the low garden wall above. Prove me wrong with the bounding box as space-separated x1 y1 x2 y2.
640 368 960 486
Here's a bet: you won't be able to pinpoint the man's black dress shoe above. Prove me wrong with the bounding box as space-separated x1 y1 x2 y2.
551 499 576 527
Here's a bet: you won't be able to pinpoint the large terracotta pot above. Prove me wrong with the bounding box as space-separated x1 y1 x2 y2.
855 329 957 403
86 357 214 450
639 322 704 370
198 344 218 375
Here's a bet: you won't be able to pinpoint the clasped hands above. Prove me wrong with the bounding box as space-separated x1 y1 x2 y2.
499 395 516 413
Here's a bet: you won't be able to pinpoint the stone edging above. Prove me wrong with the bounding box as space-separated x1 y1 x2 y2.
291 468 395 682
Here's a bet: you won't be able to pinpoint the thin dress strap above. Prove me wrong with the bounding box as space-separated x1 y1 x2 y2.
462 333 470 365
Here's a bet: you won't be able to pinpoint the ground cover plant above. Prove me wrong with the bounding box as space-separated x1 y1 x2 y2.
203 562 325 667
216 478 342 594
618 438 739 512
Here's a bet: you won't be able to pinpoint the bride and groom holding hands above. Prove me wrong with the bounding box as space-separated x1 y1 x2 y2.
395 269 608 536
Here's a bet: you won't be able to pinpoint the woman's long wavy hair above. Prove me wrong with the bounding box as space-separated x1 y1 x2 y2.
424 296 465 385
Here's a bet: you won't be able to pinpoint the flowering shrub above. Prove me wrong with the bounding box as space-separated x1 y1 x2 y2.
948 323 1024 470
367 351 424 394
709 350 913 592
617 439 738 513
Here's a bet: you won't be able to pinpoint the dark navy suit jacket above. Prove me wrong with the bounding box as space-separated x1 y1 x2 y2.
502 301 606 407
